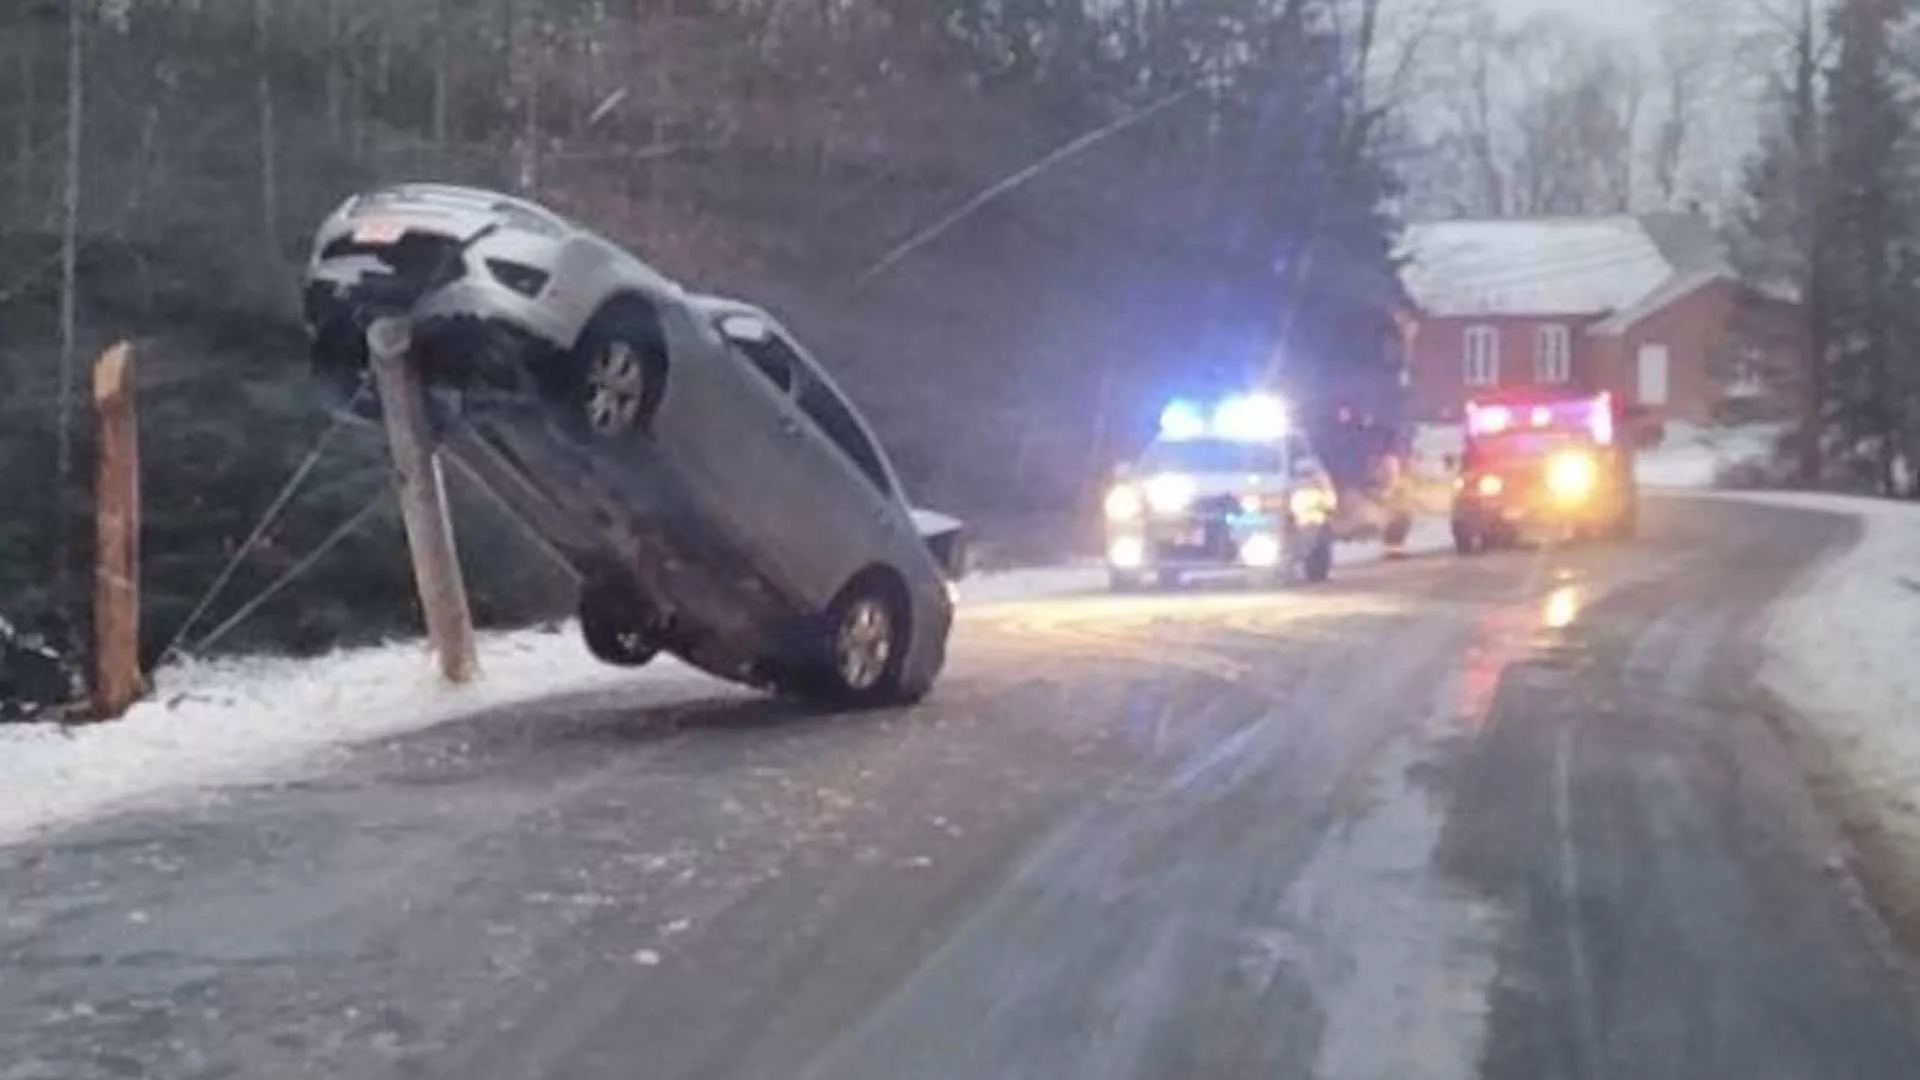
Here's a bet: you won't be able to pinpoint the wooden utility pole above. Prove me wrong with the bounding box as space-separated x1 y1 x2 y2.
92 342 143 719
368 317 479 683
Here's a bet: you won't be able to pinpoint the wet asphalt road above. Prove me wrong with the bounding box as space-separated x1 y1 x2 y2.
5 496 1920 1079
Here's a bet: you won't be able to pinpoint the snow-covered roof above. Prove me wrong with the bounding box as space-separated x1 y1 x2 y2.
1398 217 1679 318
1587 267 1734 336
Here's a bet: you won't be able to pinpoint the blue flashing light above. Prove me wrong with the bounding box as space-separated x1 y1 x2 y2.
1158 399 1207 441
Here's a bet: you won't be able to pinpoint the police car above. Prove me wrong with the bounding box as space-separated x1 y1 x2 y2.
1101 394 1339 590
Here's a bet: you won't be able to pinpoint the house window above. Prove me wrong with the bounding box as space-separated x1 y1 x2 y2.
1463 326 1499 387
1636 342 1670 406
1535 324 1571 384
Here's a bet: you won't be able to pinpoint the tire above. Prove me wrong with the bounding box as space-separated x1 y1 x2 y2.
814 574 913 708
578 582 661 668
1452 520 1481 556
1109 570 1144 592
1301 530 1334 583
569 305 667 438
1382 512 1412 549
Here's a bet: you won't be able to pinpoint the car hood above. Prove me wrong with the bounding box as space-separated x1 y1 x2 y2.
909 507 962 539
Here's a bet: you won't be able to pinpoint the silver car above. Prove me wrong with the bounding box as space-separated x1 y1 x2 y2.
302 183 963 706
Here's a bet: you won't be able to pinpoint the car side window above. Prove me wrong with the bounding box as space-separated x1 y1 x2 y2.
720 322 797 397
794 375 895 499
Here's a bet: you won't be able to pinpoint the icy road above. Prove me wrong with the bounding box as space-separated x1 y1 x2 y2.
5 498 1920 1079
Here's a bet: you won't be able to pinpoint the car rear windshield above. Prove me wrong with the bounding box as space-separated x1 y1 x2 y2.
1138 438 1287 474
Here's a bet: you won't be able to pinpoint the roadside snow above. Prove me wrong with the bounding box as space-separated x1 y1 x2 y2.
1740 492 1920 853
0 528 1458 844
1636 422 1784 489
0 629 719 844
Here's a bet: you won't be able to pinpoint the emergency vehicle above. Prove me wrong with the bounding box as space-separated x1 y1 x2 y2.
1449 390 1637 554
1102 394 1339 590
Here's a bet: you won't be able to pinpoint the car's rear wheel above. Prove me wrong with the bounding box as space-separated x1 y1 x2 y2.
568 303 667 438
1109 570 1144 592
1452 520 1482 556
578 582 661 668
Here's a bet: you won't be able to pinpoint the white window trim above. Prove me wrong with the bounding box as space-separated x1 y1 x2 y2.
1535 324 1571 384
1464 326 1499 387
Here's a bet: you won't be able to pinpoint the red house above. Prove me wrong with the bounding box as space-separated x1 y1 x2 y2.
1396 214 1802 427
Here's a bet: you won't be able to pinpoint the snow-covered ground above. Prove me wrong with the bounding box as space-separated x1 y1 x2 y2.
1635 421 1786 489
0 527 1456 844
1740 492 1920 860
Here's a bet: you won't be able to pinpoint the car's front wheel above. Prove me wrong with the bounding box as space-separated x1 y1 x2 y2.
1453 520 1482 556
809 575 916 708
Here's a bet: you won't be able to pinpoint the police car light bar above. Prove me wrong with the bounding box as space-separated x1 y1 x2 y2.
1467 393 1617 444
1466 403 1511 435
1212 393 1290 441
1158 394 1289 442
1158 399 1208 440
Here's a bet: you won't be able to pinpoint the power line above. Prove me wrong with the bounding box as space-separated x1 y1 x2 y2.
851 88 1198 290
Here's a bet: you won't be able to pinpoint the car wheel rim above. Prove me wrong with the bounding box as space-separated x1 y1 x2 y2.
835 598 893 692
586 340 645 433
614 629 649 658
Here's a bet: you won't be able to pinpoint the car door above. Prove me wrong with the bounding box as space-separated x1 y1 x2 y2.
711 313 886 611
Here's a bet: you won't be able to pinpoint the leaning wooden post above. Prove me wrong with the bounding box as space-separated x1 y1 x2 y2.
367 316 479 684
92 342 143 719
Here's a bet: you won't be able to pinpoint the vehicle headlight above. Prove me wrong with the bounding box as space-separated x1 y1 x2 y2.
1546 450 1599 502
1143 473 1196 515
1239 531 1283 568
1104 485 1144 522
1476 474 1504 498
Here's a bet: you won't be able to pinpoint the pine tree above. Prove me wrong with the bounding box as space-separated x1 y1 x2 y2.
1821 0 1919 492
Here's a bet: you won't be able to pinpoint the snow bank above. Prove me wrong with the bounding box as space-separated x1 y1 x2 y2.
1744 492 1920 855
1635 422 1785 489
0 628 719 844
0 532 1459 844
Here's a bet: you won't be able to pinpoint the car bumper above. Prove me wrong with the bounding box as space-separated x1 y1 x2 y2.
1454 490 1619 532
301 222 583 400
1105 513 1305 572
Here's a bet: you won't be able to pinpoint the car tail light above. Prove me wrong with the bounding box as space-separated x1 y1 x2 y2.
486 259 550 298
1476 474 1503 497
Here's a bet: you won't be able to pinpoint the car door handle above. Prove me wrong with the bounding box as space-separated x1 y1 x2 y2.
779 417 802 437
